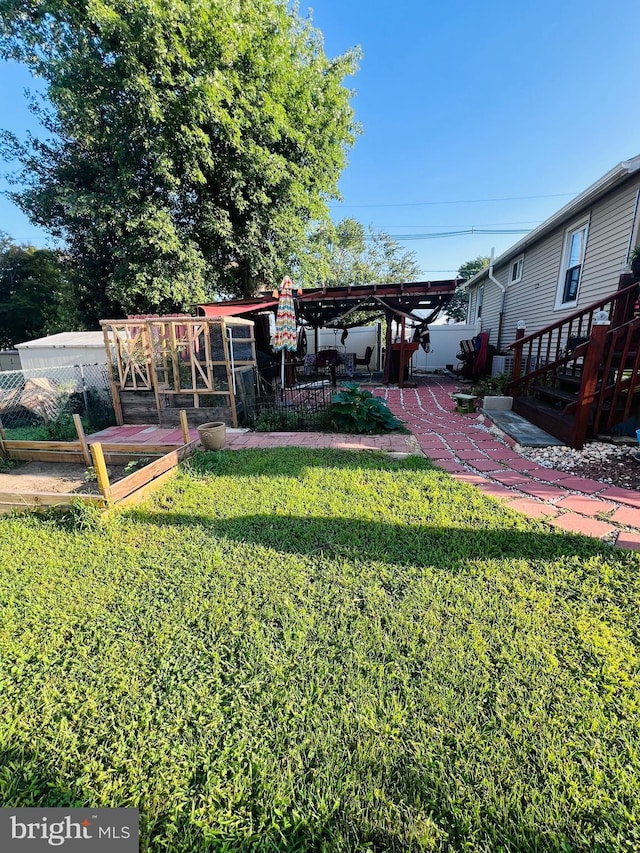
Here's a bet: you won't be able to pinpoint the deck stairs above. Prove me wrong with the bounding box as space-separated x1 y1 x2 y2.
505 274 640 448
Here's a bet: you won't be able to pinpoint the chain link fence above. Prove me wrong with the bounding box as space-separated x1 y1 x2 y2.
0 363 116 437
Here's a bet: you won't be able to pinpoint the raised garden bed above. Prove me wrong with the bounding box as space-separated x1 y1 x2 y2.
0 415 199 512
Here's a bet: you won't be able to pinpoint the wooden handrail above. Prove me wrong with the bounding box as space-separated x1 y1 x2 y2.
506 277 639 351
505 274 640 447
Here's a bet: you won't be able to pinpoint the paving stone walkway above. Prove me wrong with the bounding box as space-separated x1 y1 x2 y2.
225 374 640 552
378 375 640 551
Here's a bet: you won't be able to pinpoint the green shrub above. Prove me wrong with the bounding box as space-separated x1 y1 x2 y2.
331 382 402 433
45 410 77 441
474 371 510 397
5 425 49 441
253 409 295 431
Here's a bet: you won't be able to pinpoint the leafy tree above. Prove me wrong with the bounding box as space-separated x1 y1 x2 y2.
446 255 490 322
0 0 360 323
0 235 77 348
458 256 490 282
298 218 420 289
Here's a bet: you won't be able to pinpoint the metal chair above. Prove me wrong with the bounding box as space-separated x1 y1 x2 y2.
354 345 373 376
315 349 339 372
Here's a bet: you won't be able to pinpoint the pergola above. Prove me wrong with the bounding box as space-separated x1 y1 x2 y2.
197 279 459 386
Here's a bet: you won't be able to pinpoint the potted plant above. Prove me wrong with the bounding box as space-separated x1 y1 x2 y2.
629 247 640 279
476 373 513 411
197 421 227 450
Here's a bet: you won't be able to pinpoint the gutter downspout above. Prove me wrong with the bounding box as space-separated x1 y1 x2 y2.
488 248 507 351
625 187 640 262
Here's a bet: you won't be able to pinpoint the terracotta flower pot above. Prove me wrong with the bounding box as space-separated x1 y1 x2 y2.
197 421 227 450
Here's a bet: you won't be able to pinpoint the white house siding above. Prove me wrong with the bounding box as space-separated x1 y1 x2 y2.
477 173 640 350
578 178 640 305
480 268 508 349
468 287 477 323
500 230 564 346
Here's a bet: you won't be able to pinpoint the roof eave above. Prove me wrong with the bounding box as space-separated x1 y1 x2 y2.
465 155 640 287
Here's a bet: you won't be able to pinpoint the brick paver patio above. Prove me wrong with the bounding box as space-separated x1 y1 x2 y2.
91 374 640 550
377 375 640 551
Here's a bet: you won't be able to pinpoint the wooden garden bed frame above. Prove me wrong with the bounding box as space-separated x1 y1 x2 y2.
0 413 199 512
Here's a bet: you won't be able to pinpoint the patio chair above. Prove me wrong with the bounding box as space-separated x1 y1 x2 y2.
315 349 339 372
354 346 373 376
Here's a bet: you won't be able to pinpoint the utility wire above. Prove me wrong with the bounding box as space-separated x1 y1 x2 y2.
364 227 531 241
330 192 577 209
370 220 542 228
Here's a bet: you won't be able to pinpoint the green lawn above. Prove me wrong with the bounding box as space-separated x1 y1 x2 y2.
0 448 639 852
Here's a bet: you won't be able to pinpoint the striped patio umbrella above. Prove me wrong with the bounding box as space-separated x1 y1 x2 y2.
273 275 298 388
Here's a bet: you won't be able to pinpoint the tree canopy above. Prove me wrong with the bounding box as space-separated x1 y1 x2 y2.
458 256 490 282
445 255 490 322
298 218 421 288
0 234 76 348
0 0 360 323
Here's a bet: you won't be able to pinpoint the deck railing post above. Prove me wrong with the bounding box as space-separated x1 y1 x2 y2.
508 323 526 393
573 317 609 449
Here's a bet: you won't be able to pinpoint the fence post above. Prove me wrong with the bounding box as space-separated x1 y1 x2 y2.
76 363 89 418
73 414 92 465
179 410 190 444
90 442 112 501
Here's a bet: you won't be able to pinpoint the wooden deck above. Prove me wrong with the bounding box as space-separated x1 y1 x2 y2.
87 424 201 446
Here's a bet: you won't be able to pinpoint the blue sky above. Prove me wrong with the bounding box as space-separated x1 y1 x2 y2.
1 0 640 279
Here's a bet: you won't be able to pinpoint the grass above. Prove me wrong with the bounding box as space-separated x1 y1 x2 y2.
0 447 639 852
4 424 50 441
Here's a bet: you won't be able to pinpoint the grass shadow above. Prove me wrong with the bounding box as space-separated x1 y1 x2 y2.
133 509 613 568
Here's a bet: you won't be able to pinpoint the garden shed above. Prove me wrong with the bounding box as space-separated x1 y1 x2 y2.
101 315 257 428
16 331 107 370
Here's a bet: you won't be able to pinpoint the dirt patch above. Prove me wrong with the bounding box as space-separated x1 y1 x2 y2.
0 461 130 495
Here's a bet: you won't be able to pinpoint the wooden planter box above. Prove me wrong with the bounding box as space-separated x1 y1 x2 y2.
0 417 199 513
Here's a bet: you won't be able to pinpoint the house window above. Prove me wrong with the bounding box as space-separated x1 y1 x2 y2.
556 221 588 308
510 255 524 284
476 283 484 319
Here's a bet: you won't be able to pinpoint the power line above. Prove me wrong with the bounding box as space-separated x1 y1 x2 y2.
364 228 531 242
330 192 578 209
370 220 543 228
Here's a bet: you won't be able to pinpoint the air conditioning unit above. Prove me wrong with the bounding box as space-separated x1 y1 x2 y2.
492 354 545 378
491 355 514 378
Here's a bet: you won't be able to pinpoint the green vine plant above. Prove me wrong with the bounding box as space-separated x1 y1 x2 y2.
124 458 151 474
473 372 511 397
331 383 402 434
